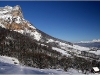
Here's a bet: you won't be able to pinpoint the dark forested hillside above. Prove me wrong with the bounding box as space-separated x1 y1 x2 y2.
0 27 98 72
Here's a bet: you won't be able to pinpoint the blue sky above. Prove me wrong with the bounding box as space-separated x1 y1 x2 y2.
0 1 100 42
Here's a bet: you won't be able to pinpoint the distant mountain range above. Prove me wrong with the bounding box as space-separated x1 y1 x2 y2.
75 39 100 48
76 39 100 43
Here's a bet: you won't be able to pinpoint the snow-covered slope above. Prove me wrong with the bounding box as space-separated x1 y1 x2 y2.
48 39 90 56
89 50 100 55
46 38 90 55
52 47 71 56
0 56 19 65
0 55 98 75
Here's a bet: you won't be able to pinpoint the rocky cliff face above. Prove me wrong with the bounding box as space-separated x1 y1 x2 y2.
0 5 41 41
0 5 23 25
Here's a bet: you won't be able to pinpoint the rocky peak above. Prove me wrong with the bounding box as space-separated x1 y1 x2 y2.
13 5 23 18
0 5 41 41
0 5 25 26
0 5 24 30
2 5 23 18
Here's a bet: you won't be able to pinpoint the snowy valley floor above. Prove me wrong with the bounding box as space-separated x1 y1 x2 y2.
0 56 99 75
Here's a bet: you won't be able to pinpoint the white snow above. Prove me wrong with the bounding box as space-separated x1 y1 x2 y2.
47 39 90 55
41 43 48 47
59 42 72 48
0 14 13 24
52 47 71 56
18 30 24 34
47 38 90 51
47 39 54 42
73 45 90 51
27 22 36 29
0 14 22 24
6 36 14 40
0 14 12 19
14 16 22 24
4 6 13 10
89 50 100 55
32 31 41 41
0 10 8 14
59 42 90 51
0 55 19 65
13 30 24 34
93 67 99 72
24 28 41 41
13 5 20 10
13 26 41 42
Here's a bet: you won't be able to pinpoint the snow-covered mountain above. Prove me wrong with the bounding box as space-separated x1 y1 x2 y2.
0 5 100 73
77 39 100 43
0 5 41 41
0 5 91 56
1 5 100 59
75 39 100 49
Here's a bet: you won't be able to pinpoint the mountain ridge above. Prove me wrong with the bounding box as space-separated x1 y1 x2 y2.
0 5 75 49
76 39 100 43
